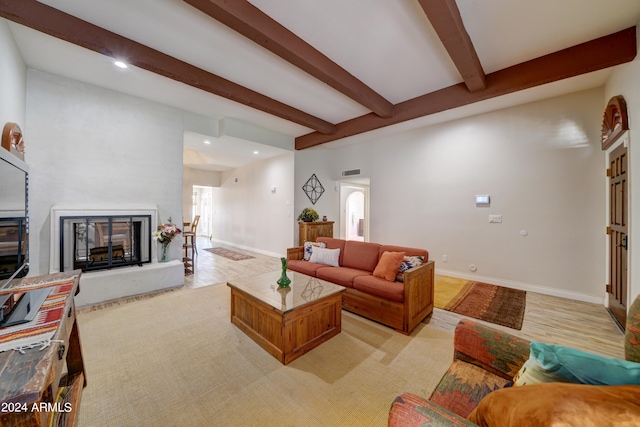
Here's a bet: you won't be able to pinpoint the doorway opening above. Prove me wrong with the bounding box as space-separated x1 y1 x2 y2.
192 185 213 239
340 181 369 242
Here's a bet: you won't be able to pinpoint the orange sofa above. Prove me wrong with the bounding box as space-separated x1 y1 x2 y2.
286 237 434 335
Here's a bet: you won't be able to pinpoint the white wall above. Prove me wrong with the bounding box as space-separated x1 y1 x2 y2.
296 88 606 302
294 149 340 244
212 153 294 256
605 24 640 307
25 70 184 276
0 20 26 132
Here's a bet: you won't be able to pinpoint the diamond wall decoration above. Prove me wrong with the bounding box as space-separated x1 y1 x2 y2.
302 174 325 205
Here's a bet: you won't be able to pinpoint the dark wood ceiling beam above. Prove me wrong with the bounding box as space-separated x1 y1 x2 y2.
417 0 486 92
296 27 637 149
183 0 394 118
0 0 336 135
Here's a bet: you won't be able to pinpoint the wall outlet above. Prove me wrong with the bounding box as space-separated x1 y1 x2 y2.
442 254 448 262
489 214 502 223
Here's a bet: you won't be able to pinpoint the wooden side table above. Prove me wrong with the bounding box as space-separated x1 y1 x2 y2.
298 221 334 246
0 270 85 427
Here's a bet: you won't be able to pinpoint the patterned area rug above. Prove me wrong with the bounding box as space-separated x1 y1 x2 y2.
204 247 255 261
435 275 526 330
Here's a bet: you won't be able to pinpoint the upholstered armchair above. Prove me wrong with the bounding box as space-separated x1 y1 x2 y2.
388 295 640 426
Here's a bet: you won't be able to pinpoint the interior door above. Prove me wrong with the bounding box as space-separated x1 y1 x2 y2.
608 143 628 328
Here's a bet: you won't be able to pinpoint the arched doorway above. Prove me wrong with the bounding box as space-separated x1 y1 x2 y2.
339 181 369 241
346 191 365 241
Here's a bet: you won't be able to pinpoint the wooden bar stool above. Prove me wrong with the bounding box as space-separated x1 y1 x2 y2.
183 234 194 274
183 215 200 254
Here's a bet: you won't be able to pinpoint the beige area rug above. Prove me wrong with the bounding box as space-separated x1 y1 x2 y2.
77 284 453 426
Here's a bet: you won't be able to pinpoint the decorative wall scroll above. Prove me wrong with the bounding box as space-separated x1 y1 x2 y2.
302 173 325 205
602 96 629 150
1 122 25 161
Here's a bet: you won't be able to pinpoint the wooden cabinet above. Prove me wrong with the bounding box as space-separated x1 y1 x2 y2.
0 271 85 427
298 221 334 246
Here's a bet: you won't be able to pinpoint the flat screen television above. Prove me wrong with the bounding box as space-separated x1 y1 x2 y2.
0 148 35 327
0 149 28 283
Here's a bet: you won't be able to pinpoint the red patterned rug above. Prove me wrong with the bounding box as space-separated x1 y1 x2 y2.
435 276 526 330
204 247 255 261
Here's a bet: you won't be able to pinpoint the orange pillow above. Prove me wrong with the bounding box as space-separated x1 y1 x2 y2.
373 251 405 281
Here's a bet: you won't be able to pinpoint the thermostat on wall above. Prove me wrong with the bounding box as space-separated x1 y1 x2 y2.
475 195 490 207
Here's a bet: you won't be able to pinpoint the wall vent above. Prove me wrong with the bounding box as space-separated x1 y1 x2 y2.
341 169 361 177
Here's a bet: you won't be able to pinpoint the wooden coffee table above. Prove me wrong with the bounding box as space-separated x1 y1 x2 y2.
227 270 345 364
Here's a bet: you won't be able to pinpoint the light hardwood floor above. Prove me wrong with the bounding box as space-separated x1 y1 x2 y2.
167 237 628 359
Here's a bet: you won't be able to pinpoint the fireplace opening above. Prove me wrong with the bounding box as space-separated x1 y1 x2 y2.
59 215 151 272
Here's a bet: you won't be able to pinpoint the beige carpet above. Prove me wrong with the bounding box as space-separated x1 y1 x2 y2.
77 284 453 426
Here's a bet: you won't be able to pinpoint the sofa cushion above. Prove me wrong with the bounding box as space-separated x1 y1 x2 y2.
342 241 381 272
468 383 640 427
287 259 325 276
316 267 370 288
353 275 405 303
429 360 512 418
317 237 346 266
514 341 640 386
309 247 340 267
388 393 477 427
303 241 326 261
372 251 405 281
398 255 425 273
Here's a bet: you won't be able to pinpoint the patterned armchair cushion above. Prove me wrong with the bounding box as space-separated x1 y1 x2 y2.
453 319 530 380
388 393 477 427
626 294 640 363
429 360 513 418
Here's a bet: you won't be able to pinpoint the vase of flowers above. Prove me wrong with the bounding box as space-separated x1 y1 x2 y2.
153 217 182 262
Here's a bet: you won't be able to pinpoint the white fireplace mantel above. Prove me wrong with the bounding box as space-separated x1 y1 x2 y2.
49 204 184 307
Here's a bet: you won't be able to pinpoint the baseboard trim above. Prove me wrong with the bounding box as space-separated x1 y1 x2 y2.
436 268 605 305
209 239 282 259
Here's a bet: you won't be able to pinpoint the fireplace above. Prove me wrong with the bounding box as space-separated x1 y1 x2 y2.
49 206 184 307
59 215 151 272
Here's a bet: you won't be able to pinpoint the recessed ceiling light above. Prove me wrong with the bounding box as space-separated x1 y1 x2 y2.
253 151 259 155
204 140 211 145
114 61 128 69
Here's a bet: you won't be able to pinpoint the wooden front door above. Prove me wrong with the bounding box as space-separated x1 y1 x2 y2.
608 144 628 327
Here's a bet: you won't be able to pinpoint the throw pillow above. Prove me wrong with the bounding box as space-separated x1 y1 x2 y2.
309 247 340 267
397 255 425 273
373 251 405 281
512 356 572 386
513 341 640 386
468 383 640 427
303 241 326 261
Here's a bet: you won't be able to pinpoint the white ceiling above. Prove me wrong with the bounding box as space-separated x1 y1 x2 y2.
6 0 640 170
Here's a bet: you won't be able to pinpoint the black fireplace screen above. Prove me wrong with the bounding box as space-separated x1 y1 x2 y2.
60 215 151 272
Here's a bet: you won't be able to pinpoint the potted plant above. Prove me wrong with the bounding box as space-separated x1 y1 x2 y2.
297 207 319 222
